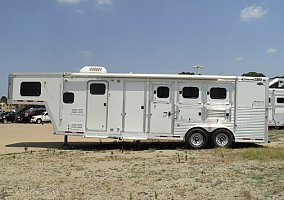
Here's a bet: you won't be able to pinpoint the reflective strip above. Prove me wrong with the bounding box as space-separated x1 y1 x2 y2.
65 131 84 134
159 135 181 138
241 138 264 141
16 100 44 103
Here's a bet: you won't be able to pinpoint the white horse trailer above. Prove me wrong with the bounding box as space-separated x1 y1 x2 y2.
269 78 284 128
8 66 269 149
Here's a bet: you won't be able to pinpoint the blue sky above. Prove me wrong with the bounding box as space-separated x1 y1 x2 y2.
0 0 283 96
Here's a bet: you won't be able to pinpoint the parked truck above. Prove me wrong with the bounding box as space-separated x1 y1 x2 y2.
8 66 269 148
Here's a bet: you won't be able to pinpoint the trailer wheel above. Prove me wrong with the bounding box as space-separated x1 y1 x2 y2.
211 129 234 148
36 119 42 124
185 128 208 149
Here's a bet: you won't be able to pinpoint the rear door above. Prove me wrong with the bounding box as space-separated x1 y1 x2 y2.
86 81 108 131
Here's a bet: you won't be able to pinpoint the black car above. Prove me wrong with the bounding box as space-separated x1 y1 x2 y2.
0 112 16 123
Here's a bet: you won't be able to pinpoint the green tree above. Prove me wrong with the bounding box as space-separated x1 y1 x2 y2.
242 72 266 77
179 71 195 75
0 96 7 104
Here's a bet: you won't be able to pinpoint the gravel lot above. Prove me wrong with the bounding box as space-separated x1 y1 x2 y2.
0 124 283 200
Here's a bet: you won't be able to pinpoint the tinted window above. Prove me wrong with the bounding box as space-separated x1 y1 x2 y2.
157 87 169 98
20 82 41 96
63 92 74 104
182 87 199 99
277 98 284 104
210 88 227 99
90 83 106 95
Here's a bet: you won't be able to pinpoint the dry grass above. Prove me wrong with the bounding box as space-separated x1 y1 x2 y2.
0 129 283 199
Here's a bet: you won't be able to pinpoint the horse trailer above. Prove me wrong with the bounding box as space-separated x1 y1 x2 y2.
8 66 269 148
269 78 284 128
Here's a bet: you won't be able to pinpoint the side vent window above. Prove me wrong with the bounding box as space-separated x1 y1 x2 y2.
90 83 106 95
182 87 199 99
157 86 169 98
63 92 74 104
210 87 227 99
20 82 41 96
277 97 284 104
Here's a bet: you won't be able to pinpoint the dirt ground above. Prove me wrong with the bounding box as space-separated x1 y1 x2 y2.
0 124 283 200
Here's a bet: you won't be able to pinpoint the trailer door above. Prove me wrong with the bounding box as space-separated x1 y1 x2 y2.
123 81 146 133
205 83 234 122
86 81 108 131
274 96 284 124
149 83 174 134
176 82 203 123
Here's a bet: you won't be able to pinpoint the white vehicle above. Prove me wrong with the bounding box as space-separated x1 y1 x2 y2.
8 66 269 148
30 111 51 124
269 78 284 128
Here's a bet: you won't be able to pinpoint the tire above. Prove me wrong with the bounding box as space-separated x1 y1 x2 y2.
36 118 42 124
185 128 208 149
211 129 234 148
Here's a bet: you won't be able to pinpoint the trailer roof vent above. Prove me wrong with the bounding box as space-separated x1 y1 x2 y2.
80 66 107 73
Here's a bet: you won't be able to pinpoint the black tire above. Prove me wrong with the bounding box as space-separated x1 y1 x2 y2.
36 119 42 124
185 128 208 149
211 129 234 148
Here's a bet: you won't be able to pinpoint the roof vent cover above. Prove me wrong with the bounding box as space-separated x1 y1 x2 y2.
80 66 107 73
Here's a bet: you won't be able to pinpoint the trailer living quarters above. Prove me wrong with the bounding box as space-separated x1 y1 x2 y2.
269 78 284 128
8 66 269 149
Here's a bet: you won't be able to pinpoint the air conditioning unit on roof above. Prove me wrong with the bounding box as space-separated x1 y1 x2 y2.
79 66 107 73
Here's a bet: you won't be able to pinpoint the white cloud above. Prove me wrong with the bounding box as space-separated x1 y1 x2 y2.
79 51 93 58
240 6 268 21
57 0 82 4
96 0 113 6
236 57 244 61
75 9 84 14
267 48 278 54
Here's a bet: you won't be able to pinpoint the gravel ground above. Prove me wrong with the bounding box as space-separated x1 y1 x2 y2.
0 125 283 200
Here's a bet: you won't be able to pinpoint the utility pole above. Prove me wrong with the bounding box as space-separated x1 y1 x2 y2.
192 65 204 74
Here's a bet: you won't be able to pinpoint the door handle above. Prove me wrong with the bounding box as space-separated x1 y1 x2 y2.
163 111 171 117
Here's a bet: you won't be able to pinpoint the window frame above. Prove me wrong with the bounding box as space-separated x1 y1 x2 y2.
277 97 284 104
90 83 106 95
182 86 199 99
156 86 170 99
210 87 227 100
63 92 74 104
20 82 41 96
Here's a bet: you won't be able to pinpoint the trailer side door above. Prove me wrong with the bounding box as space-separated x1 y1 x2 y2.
148 83 174 134
123 81 146 133
86 81 108 131
274 95 284 125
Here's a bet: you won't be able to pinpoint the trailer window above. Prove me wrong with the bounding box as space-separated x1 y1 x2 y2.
182 87 199 99
157 86 169 98
63 92 74 104
90 83 106 95
20 82 41 96
210 88 227 99
277 98 284 104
